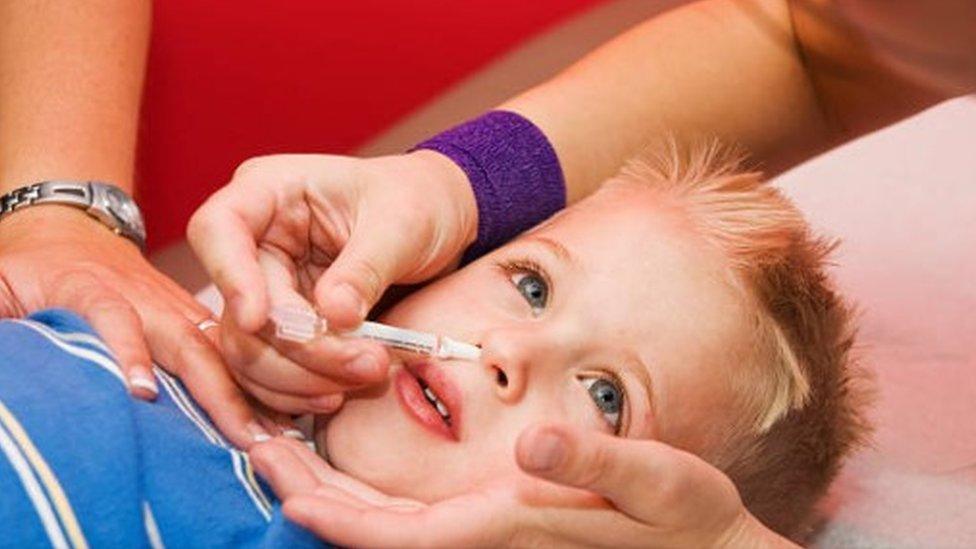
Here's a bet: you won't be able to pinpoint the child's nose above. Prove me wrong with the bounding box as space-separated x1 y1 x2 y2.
479 328 549 404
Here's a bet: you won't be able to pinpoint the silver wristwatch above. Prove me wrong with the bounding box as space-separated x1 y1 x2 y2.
0 181 146 251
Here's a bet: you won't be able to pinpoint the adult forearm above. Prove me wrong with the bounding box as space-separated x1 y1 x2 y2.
0 0 151 194
500 0 825 202
500 0 947 204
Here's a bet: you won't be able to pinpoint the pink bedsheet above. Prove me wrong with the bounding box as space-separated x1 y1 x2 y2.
776 97 976 546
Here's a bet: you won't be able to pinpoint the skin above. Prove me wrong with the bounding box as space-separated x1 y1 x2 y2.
198 1 971 543
251 180 797 547
322 180 756 500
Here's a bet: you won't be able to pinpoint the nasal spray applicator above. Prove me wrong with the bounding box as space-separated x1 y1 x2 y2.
270 305 482 361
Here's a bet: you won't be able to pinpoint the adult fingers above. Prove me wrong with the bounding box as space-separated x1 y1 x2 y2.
144 308 270 448
249 400 301 437
250 438 322 499
148 284 292 433
275 438 424 508
255 248 390 386
251 439 402 512
237 375 344 416
47 270 156 399
187 182 274 333
283 489 513 549
256 329 390 387
515 423 742 526
222 315 382 395
312 207 423 331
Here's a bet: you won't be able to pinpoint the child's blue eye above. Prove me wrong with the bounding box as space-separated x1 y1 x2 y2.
580 376 624 433
510 272 548 313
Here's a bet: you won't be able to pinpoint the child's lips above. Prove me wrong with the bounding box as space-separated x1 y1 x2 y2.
395 361 463 441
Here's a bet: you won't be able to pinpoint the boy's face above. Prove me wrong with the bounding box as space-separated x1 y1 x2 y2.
319 181 756 502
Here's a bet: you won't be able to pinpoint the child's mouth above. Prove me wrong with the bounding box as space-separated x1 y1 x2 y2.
418 377 451 423
394 362 462 442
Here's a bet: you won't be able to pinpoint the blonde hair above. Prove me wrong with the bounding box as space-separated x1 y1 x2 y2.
611 139 871 538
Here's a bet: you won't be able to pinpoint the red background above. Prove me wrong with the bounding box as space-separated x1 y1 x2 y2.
138 1 604 251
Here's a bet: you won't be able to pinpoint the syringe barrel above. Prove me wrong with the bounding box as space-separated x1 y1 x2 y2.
347 321 440 355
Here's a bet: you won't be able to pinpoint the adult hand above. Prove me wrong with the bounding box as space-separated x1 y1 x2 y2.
0 206 274 447
250 437 426 512
187 151 478 414
252 423 797 548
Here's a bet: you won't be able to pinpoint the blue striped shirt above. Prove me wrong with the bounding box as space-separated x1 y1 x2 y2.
0 309 324 548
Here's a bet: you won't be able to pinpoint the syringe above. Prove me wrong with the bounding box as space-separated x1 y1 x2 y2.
270 305 482 362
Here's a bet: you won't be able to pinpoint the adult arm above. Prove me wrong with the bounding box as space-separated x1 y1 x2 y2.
503 0 957 203
0 0 271 447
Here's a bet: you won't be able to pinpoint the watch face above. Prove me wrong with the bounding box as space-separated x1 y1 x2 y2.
105 186 146 236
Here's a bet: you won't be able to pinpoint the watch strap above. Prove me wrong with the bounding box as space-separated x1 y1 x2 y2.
0 181 92 216
0 181 146 252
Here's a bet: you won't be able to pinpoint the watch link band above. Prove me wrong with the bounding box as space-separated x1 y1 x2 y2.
0 181 147 251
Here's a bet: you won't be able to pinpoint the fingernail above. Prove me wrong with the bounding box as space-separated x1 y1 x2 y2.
129 371 158 395
282 429 305 440
524 431 567 472
308 394 343 413
335 283 368 319
343 353 379 379
248 421 272 443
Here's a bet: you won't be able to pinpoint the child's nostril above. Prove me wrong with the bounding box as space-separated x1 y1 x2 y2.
495 368 509 388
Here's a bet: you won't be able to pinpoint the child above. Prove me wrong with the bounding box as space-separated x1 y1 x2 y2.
0 143 867 546
288 141 871 538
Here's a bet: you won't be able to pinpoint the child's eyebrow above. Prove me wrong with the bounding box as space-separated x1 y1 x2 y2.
522 235 579 268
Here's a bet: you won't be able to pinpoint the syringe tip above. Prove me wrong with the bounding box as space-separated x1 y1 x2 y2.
438 337 482 362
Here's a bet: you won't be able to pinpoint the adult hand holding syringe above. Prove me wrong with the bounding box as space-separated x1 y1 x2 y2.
189 153 477 418
217 299 391 415
215 288 396 417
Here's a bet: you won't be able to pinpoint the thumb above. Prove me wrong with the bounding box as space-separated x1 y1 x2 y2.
515 423 741 526
313 222 420 330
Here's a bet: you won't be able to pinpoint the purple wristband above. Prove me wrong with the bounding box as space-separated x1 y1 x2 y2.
412 110 566 263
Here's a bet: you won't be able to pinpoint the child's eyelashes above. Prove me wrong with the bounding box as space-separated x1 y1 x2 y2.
579 374 626 435
496 258 550 316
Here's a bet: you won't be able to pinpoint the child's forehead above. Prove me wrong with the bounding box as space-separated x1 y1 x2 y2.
537 180 695 249
521 178 753 351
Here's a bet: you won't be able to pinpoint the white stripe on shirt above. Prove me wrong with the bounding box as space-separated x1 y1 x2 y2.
155 369 225 448
154 369 273 520
10 320 124 386
0 415 70 549
142 501 165 549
